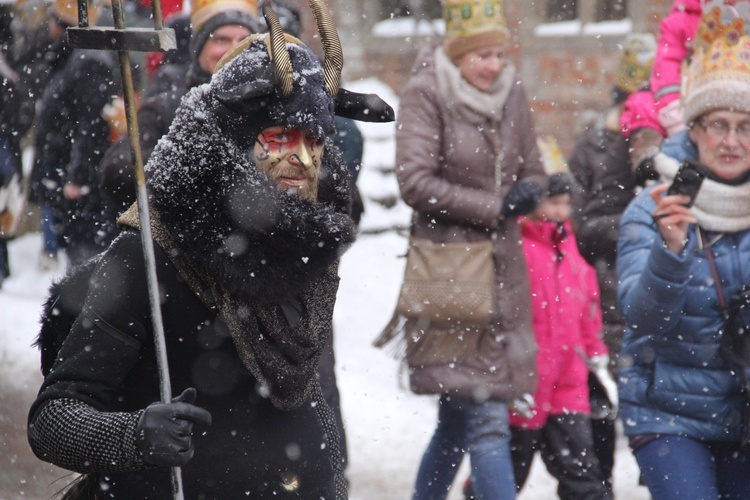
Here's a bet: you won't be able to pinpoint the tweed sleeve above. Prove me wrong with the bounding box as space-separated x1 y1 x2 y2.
29 398 146 473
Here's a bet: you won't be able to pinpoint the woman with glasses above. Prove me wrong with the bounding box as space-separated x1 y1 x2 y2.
616 7 750 498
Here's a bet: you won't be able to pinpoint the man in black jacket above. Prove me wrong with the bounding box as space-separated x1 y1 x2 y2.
28 6 393 498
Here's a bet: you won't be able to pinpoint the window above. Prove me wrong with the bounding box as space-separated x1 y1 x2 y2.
379 0 442 20
547 0 578 22
546 0 627 22
596 0 627 22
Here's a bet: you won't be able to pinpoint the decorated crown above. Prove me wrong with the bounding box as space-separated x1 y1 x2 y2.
191 0 259 30
615 33 656 93
443 0 510 60
683 0 750 123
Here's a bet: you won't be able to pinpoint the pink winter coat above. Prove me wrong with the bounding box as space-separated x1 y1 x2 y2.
650 0 702 111
620 89 665 139
509 219 608 430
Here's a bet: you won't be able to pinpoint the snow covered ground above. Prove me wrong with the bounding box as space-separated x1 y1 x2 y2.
0 78 650 499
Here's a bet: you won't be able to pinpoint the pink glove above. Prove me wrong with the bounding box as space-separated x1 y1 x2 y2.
658 99 686 137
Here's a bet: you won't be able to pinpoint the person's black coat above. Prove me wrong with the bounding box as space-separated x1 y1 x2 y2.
30 230 338 498
1 24 67 182
32 46 119 253
568 114 635 266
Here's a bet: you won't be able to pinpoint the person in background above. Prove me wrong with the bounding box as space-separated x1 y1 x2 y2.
142 12 192 100
27 3 393 495
568 32 656 493
375 0 545 498
15 0 78 271
98 0 258 214
31 0 119 267
0 3 22 286
617 4 750 498
509 170 614 500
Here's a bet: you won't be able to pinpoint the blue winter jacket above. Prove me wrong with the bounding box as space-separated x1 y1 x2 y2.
617 182 748 442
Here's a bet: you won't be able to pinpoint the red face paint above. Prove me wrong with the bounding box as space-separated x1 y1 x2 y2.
254 127 325 201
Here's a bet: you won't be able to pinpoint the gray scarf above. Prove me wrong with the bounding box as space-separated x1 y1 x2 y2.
655 153 750 232
434 46 515 125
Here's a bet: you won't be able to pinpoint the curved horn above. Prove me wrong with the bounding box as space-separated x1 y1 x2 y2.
308 0 343 95
262 1 294 96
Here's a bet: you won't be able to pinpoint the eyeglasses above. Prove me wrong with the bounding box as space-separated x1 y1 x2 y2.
698 119 750 140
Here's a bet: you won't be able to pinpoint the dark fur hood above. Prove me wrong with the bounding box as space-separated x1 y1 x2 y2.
144 84 356 304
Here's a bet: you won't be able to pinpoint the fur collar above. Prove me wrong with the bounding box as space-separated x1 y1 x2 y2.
142 84 356 305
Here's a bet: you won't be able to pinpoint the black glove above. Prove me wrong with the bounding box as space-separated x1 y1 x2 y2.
501 180 543 218
136 388 212 467
634 155 659 186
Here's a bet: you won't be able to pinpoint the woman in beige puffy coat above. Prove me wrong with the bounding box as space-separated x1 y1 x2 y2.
376 2 546 498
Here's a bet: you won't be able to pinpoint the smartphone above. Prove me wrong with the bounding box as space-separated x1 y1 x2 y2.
666 158 709 207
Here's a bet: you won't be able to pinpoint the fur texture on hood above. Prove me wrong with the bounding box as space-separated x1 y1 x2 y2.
144 78 355 305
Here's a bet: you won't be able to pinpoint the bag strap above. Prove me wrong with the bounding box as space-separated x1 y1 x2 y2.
702 228 728 318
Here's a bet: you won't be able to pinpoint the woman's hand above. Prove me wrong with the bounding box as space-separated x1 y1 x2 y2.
650 183 697 254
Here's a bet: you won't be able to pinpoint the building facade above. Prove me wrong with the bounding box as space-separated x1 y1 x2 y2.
290 0 674 153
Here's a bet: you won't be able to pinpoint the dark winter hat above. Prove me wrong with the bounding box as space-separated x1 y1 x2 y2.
190 10 259 63
211 0 394 139
547 172 579 197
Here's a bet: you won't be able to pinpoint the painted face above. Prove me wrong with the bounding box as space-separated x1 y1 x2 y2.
197 24 252 74
253 127 325 201
456 44 507 92
689 110 750 182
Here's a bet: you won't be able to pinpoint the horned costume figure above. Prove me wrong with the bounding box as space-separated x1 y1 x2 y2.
27 2 393 498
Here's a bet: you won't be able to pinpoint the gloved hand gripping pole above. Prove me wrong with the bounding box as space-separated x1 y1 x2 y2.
66 2 182 498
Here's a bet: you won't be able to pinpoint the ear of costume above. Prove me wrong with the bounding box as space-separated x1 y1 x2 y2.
334 88 395 122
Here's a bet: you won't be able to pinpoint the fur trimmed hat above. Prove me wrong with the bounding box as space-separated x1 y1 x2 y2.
211 36 336 145
682 0 750 124
443 0 510 61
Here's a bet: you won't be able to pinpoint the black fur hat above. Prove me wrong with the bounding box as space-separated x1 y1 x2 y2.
211 38 336 148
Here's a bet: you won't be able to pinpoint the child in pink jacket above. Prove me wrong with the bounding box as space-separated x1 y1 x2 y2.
650 0 703 135
509 173 616 499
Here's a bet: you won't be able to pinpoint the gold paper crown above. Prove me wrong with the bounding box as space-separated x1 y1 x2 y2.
537 135 568 175
53 0 100 26
615 33 656 93
683 0 750 123
443 0 510 60
191 0 259 30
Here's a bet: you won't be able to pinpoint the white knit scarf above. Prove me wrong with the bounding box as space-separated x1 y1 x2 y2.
434 46 515 125
655 153 750 232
